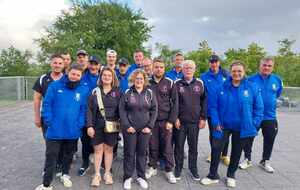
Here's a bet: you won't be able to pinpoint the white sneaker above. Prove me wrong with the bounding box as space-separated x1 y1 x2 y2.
239 159 252 170
123 178 132 190
136 177 149 189
35 184 53 190
145 167 157 179
165 171 177 184
260 160 275 173
60 174 72 188
227 177 236 188
200 177 219 185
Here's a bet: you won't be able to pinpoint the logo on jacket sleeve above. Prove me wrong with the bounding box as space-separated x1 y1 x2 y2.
244 90 249 97
75 93 81 101
58 89 63 93
272 83 277 91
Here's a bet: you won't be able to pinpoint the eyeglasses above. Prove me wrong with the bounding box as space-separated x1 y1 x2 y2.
262 64 273 68
135 77 144 81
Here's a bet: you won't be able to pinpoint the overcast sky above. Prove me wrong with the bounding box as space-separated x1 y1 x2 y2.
0 0 299 55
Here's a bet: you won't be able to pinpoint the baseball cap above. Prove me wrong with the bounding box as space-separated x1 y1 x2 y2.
76 49 88 56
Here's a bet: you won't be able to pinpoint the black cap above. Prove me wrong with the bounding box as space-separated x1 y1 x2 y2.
209 55 220 63
118 58 129 66
89 55 100 64
76 49 88 56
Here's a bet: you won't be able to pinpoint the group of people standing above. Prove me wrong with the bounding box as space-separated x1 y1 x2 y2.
33 49 282 190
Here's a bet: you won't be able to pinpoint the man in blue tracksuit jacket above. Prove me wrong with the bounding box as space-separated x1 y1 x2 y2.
36 64 89 190
240 57 283 173
165 52 184 81
127 49 144 75
116 58 130 93
201 61 264 188
78 56 101 176
200 54 230 165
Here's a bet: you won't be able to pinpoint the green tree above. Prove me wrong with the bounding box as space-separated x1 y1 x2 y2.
154 43 181 70
36 2 152 63
185 40 213 76
224 43 266 75
274 39 300 86
0 46 32 76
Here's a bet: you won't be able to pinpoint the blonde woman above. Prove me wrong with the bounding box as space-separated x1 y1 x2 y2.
119 69 158 189
86 67 121 186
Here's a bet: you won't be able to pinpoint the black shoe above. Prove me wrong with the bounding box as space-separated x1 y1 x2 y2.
191 171 200 181
78 166 90 176
174 170 181 180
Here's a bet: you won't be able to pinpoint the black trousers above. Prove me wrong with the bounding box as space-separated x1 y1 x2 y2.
208 129 254 179
43 139 78 187
208 117 229 157
242 120 278 162
123 129 151 180
41 120 63 169
80 127 94 168
149 121 174 172
174 123 200 175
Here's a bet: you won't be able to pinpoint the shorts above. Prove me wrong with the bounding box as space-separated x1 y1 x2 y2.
91 127 119 147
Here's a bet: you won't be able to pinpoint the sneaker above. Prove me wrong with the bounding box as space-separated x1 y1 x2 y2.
206 155 211 163
226 177 236 187
78 166 90 176
60 174 72 188
35 184 53 190
200 177 219 185
221 156 230 166
259 160 275 173
123 178 132 190
136 177 149 189
91 174 101 187
145 167 157 179
104 172 114 185
239 159 252 170
190 171 200 181
165 171 177 184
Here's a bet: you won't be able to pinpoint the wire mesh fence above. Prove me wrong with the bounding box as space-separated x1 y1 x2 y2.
0 76 300 111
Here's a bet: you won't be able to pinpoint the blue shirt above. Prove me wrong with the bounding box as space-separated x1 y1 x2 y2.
200 67 229 117
81 70 99 94
249 73 283 120
165 67 183 81
116 69 130 93
127 63 142 75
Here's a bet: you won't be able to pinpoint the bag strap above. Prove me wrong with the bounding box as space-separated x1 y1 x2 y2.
95 87 106 119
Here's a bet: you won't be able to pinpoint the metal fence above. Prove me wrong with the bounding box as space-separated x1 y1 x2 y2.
0 76 300 111
0 76 37 101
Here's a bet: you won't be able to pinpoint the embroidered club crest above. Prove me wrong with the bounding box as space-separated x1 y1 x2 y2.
223 77 226 81
75 93 81 101
193 85 201 92
179 86 185 93
244 90 249 97
130 94 136 104
161 85 168 93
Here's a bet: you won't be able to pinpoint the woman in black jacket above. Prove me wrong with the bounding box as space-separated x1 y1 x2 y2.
86 67 121 186
119 69 158 190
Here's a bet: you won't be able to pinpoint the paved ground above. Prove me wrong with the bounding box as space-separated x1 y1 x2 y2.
0 101 300 190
